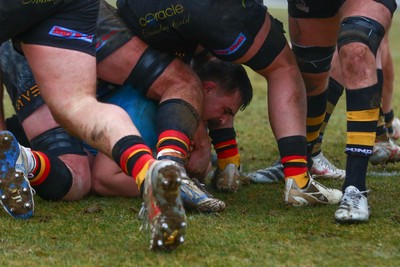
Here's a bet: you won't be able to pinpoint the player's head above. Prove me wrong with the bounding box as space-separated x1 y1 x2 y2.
196 59 253 126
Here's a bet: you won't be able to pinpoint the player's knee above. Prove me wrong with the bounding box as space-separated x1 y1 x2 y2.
61 157 92 201
339 43 372 73
30 127 89 201
33 154 91 201
291 44 335 74
338 16 385 57
33 156 73 201
48 96 96 128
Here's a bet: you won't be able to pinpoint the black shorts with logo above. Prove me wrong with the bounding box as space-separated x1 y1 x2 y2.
0 1 131 122
0 0 99 56
117 0 268 63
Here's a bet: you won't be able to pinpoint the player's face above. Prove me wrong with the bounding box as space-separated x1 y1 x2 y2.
202 84 242 128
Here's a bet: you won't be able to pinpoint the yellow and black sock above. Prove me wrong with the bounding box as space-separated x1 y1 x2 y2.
312 77 344 156
345 83 381 191
209 128 240 170
112 135 155 191
278 136 309 188
307 91 327 165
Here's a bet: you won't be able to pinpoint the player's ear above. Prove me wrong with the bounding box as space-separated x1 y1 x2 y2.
218 114 231 128
202 81 217 93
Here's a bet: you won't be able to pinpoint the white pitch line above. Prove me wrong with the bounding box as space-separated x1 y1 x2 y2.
368 171 400 177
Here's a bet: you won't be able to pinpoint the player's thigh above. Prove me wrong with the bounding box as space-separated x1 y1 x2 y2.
289 17 340 47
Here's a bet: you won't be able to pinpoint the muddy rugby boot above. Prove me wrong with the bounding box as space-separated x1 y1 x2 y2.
0 131 34 219
284 176 342 206
139 160 186 251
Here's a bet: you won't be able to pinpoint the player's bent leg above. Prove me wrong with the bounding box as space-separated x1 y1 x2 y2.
112 134 187 251
22 45 135 156
258 45 307 139
92 86 157 197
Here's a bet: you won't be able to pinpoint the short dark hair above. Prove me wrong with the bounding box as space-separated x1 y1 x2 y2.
195 59 253 111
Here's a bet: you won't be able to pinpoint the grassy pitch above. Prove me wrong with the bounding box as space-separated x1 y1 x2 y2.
1 8 400 267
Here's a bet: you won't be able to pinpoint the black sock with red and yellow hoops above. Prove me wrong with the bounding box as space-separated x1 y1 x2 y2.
278 135 309 188
156 99 200 165
28 150 73 200
209 128 240 170
112 135 155 192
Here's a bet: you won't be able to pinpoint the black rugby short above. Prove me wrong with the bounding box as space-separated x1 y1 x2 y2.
0 1 131 122
117 0 267 63
0 0 99 56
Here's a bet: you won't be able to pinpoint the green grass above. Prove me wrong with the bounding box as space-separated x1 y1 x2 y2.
2 8 400 267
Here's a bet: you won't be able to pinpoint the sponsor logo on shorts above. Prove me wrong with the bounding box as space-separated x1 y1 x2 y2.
49 26 94 43
15 85 41 111
212 33 247 56
139 4 184 27
96 30 118 51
